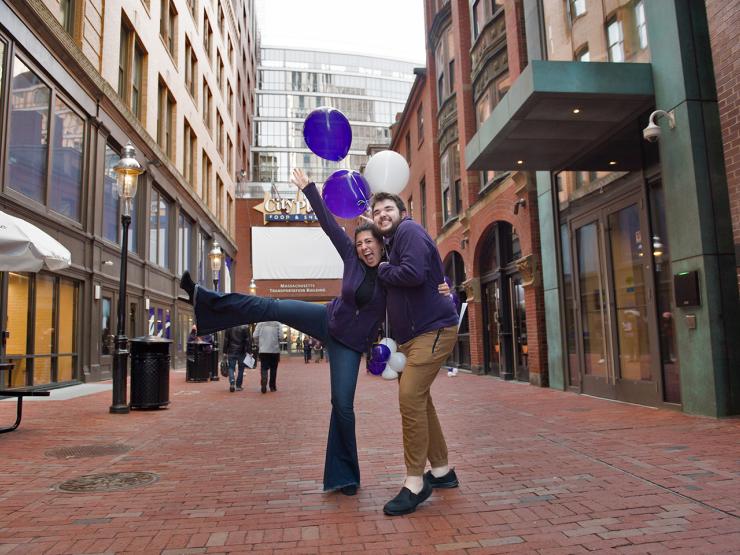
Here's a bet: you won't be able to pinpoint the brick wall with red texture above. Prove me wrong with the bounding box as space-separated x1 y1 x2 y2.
409 0 546 384
706 0 740 289
390 71 440 239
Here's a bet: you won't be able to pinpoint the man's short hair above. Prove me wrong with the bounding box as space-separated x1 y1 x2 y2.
371 192 406 214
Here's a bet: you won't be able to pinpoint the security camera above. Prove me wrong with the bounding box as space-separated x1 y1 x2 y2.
643 121 661 142
643 109 676 143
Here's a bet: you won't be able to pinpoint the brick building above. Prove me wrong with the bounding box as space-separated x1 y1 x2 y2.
0 0 258 385
391 0 548 385
706 0 740 290
393 0 739 416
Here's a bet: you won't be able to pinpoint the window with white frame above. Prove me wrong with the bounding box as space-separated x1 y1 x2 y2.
607 18 624 62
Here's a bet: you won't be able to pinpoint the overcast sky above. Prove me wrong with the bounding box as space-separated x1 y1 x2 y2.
254 0 426 64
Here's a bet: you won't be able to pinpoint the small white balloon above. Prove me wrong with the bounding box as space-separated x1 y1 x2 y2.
387 352 406 373
379 337 397 354
381 367 399 380
364 150 410 195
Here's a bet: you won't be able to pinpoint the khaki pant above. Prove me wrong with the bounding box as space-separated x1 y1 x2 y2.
398 326 458 475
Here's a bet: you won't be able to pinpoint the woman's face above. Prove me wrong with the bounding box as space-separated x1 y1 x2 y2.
355 230 383 267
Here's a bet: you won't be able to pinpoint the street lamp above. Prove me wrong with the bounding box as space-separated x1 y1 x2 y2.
110 142 143 414
208 241 223 380
249 278 256 295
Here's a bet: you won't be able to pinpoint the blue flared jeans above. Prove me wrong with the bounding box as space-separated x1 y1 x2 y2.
194 286 362 491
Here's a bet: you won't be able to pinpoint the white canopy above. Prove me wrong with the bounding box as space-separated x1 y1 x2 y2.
0 210 72 272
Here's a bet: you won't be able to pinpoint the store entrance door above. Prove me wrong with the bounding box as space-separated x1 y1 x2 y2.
571 194 661 405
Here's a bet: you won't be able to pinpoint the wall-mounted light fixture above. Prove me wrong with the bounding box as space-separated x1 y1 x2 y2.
513 198 526 215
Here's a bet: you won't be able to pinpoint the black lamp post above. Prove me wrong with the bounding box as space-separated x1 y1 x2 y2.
110 142 143 414
208 241 223 381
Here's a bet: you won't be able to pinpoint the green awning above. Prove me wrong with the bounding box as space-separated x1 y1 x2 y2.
465 60 655 172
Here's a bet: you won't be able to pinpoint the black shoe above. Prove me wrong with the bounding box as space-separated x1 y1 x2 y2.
383 479 432 516
229 385 235 392
261 385 267 394
340 485 358 496
270 387 277 392
424 468 459 489
179 271 195 304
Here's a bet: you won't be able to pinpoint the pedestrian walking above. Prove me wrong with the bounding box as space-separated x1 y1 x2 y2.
223 324 251 392
303 336 312 364
253 321 280 394
371 192 460 516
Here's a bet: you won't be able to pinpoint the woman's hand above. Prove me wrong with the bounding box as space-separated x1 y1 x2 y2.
438 282 451 297
357 209 374 226
291 168 310 190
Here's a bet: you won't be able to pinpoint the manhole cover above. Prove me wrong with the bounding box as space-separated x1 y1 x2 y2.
57 471 158 493
45 444 132 459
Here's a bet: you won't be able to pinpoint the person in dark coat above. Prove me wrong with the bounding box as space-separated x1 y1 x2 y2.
371 192 460 517
223 325 251 392
303 336 312 364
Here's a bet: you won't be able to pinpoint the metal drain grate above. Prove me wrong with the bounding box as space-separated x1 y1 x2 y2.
45 444 132 459
57 471 159 493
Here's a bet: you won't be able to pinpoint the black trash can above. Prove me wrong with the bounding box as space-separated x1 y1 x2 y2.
130 335 172 409
186 340 213 382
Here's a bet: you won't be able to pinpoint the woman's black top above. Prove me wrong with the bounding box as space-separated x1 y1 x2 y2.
354 266 378 309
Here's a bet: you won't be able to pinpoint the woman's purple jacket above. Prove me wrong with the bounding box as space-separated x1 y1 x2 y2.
304 183 386 353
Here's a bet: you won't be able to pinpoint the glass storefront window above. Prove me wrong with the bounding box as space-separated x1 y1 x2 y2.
543 0 650 63
33 274 54 385
50 96 84 220
557 170 627 209
8 57 50 204
149 188 170 268
57 279 77 381
6 273 29 387
4 272 79 386
103 145 120 243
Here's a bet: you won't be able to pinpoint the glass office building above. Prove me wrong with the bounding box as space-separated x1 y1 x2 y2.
252 47 417 185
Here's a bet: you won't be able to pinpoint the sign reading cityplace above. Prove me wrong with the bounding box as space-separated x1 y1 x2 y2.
252 189 318 223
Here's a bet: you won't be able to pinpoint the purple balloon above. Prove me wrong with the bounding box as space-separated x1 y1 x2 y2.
371 344 391 363
322 170 370 219
303 107 352 161
367 361 386 375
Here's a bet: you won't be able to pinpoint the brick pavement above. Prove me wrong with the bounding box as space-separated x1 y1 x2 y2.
1 359 739 554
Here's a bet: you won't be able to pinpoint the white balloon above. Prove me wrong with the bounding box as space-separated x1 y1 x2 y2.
379 337 397 354
381 367 399 380
364 150 410 195
387 352 406 373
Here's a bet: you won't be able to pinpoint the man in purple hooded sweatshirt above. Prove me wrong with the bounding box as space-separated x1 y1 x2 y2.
371 192 460 516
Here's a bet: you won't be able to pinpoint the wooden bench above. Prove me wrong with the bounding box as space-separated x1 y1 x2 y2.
0 389 50 434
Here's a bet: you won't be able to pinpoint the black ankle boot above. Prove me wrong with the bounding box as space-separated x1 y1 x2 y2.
180 271 195 304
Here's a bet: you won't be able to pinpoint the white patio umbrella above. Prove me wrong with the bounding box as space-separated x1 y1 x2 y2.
0 210 71 272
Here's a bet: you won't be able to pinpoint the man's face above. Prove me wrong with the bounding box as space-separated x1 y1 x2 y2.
372 199 403 236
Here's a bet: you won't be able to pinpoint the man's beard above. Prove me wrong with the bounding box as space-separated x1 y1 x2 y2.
376 217 401 237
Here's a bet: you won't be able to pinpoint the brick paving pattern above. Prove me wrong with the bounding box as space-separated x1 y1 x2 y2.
1 359 739 554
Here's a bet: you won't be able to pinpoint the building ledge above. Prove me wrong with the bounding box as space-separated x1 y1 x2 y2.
465 61 655 172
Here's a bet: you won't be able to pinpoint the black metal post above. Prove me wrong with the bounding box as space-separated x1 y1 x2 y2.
210 277 220 380
110 214 131 413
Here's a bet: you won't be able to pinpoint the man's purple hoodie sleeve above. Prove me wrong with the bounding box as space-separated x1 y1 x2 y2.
377 221 429 287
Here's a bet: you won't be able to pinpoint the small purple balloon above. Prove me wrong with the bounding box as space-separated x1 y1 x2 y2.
303 107 352 161
367 361 386 375
371 343 391 363
322 170 370 219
